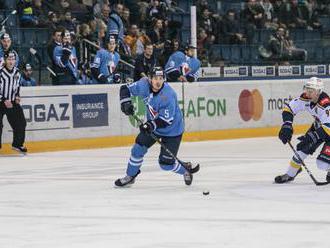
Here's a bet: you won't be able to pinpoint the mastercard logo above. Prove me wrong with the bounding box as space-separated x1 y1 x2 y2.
238 89 263 121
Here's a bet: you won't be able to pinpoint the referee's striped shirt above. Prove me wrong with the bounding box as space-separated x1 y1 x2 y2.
0 67 21 101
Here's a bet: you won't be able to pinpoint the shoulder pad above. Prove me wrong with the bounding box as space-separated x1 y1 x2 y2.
318 93 330 108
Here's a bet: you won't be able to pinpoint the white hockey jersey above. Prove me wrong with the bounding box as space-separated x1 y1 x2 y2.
283 92 330 137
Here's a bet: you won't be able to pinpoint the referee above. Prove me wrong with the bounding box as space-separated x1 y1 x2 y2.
0 50 27 153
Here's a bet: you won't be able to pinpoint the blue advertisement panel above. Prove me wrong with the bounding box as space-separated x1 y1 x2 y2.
72 93 108 128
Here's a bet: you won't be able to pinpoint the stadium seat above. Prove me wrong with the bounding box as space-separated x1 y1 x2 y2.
36 29 50 45
231 45 241 64
23 29 37 47
9 28 23 46
221 45 231 61
304 30 321 42
241 45 251 64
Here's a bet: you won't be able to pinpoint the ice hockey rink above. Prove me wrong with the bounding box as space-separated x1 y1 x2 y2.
1 136 330 248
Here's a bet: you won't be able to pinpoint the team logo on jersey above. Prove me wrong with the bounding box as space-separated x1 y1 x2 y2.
107 61 116 74
322 146 330 156
238 89 263 121
147 104 158 119
320 98 330 106
181 63 190 75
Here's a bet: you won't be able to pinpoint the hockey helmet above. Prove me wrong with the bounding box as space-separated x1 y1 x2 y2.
304 77 324 93
149 66 164 78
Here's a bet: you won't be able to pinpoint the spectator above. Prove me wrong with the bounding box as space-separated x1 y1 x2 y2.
261 27 307 62
241 0 265 43
95 3 110 24
135 30 152 56
90 36 121 84
145 0 167 29
134 42 156 81
33 0 49 27
58 11 77 32
20 63 37 87
47 11 60 32
158 39 179 67
106 3 125 43
122 7 131 31
283 29 307 61
147 18 165 55
300 0 322 30
165 44 201 82
260 0 278 29
197 28 213 65
124 24 140 58
0 33 19 69
18 0 38 27
278 0 307 29
47 27 64 85
198 7 217 41
53 30 79 85
78 23 93 41
221 9 246 44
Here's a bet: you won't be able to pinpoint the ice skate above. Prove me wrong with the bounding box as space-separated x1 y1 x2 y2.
12 146 27 155
326 171 330 183
115 170 140 187
274 167 302 184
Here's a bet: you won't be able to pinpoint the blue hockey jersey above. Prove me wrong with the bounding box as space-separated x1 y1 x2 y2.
20 76 36 86
127 77 184 137
0 47 20 69
164 51 200 81
91 48 120 84
53 45 78 79
106 11 124 42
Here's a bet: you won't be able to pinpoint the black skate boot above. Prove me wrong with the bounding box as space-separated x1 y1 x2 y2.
12 146 27 154
274 167 302 184
326 171 330 183
114 170 140 187
183 162 193 186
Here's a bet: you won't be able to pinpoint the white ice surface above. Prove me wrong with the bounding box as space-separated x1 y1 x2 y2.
0 136 330 248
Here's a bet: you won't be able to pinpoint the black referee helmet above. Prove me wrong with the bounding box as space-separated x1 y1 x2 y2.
3 50 16 60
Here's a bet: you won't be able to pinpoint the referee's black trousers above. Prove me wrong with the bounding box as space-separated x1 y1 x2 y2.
0 102 26 148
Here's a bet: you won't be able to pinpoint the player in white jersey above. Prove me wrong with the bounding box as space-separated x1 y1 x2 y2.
275 77 330 183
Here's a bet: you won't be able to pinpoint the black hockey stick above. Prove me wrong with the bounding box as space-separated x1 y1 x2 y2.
131 114 200 174
288 141 329 186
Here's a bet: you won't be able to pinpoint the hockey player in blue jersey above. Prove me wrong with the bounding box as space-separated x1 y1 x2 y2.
53 30 78 85
91 36 120 84
164 44 201 82
115 67 195 187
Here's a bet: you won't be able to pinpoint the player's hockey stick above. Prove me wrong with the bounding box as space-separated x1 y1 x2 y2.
288 141 329 186
131 114 200 174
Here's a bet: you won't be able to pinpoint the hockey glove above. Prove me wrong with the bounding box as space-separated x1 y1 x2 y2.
297 131 320 154
98 74 109 84
113 73 121 84
139 120 156 134
121 100 134 116
278 122 293 144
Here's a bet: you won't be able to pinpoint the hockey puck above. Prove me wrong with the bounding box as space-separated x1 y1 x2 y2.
203 190 210 195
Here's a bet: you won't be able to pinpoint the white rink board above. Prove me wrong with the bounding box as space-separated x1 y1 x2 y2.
3 79 329 143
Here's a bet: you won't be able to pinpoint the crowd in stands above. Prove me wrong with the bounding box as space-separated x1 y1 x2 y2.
1 0 330 85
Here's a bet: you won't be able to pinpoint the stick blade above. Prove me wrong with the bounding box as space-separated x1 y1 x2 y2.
316 181 330 186
190 163 200 174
